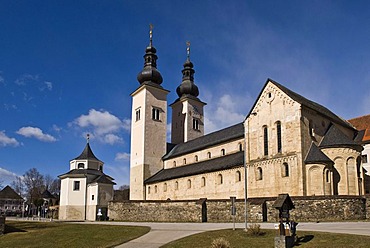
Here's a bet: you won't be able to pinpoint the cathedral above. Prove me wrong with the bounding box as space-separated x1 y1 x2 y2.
129 30 366 201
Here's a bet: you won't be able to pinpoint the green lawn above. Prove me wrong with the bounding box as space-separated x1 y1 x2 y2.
0 221 150 248
162 228 370 248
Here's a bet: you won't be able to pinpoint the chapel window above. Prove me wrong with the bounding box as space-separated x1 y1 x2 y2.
236 171 241 182
154 185 158 193
73 181 80 191
217 174 223 185
183 158 187 165
283 162 289 177
221 149 226 156
263 126 268 156
175 181 179 190
276 121 282 153
148 186 151 194
326 170 330 183
187 179 192 189
163 183 167 192
257 167 263 180
362 155 368 163
194 155 198 162
201 177 206 187
207 152 212 159
173 161 176 167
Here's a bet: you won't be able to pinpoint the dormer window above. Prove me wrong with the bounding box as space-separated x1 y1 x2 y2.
193 118 200 130
78 163 84 169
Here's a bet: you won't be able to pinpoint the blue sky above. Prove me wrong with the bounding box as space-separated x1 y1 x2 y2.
1 1 370 188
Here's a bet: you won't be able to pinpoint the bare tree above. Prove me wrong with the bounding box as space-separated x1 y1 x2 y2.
44 174 54 191
23 168 44 202
11 176 25 197
118 185 129 190
49 178 61 196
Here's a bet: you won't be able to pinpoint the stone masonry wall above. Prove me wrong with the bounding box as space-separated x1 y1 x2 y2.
108 195 369 223
108 200 202 222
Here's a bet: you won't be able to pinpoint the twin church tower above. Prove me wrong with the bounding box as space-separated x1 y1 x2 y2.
130 27 206 200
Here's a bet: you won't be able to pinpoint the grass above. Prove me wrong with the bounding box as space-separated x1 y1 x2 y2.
0 221 150 248
161 228 370 248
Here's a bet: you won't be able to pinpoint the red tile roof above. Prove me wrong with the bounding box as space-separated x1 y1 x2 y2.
348 114 370 142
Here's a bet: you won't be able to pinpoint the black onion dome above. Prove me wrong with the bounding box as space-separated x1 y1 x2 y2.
137 44 163 85
176 58 199 98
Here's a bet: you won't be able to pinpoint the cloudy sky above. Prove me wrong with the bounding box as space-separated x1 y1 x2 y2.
1 1 370 188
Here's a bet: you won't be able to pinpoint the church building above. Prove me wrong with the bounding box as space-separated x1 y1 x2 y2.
59 136 115 220
129 29 366 201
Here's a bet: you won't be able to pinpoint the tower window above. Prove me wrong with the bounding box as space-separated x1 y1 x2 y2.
326 170 330 183
73 181 80 191
239 143 243 151
263 126 268 156
207 152 211 159
362 155 368 163
194 155 198 162
187 179 192 189
152 107 160 121
92 195 95 201
193 118 200 130
175 181 179 190
183 158 186 165
135 108 141 122
221 149 226 156
173 161 176 167
163 183 167 192
154 185 158 193
78 163 84 169
276 121 282 153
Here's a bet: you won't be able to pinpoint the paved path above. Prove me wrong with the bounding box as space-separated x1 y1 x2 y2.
84 221 370 248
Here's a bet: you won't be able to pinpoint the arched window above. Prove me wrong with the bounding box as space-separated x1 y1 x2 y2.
283 162 289 177
201 177 206 187
175 181 179 190
148 186 151 194
257 167 263 180
78 163 84 169
173 161 176 167
163 183 167 192
239 143 243 151
183 158 186 165
187 179 192 189
207 152 212 159
195 155 198 162
326 170 330 183
217 174 223 185
221 149 226 156
236 171 241 182
263 126 268 156
276 121 282 153
154 185 158 193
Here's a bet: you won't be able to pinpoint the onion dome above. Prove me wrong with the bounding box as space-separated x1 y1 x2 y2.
176 42 199 98
137 24 163 85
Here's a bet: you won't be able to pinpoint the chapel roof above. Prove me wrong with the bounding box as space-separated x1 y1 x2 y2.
305 142 333 164
163 123 244 160
91 174 116 185
58 169 115 183
146 151 244 184
319 124 359 148
72 142 102 163
0 185 23 200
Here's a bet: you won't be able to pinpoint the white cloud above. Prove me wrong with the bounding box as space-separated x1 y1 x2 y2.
0 131 20 147
72 109 130 145
115 152 130 161
103 134 123 145
14 74 39 86
52 124 62 132
16 126 57 142
44 81 53 91
0 167 21 187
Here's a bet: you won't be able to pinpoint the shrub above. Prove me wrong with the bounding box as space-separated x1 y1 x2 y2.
210 237 231 248
246 223 265 236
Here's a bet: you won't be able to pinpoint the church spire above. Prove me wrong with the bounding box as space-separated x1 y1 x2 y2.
176 41 199 98
137 24 163 85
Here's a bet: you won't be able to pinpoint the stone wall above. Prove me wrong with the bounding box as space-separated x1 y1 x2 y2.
108 200 203 222
0 216 5 235
108 195 369 223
